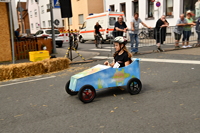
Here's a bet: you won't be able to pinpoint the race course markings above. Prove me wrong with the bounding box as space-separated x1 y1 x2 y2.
90 49 111 51
139 58 200 65
92 56 200 64
0 76 56 88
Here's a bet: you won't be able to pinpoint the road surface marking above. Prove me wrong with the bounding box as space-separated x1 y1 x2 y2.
92 56 200 64
0 76 56 88
90 49 111 51
138 58 200 64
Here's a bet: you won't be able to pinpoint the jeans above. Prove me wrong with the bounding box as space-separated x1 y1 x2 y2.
197 31 200 41
129 33 139 52
182 30 191 42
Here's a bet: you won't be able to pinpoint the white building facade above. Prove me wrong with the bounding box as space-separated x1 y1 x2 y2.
105 0 198 28
27 0 40 34
27 0 64 34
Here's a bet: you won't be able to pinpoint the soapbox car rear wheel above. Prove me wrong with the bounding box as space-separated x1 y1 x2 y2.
78 85 96 103
127 78 142 95
65 80 78 96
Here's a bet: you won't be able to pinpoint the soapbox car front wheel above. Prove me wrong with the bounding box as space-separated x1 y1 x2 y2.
127 78 142 95
78 85 96 103
65 80 78 96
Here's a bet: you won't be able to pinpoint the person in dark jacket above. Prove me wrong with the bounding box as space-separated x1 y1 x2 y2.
196 17 200 46
113 16 128 37
14 28 21 41
154 15 169 51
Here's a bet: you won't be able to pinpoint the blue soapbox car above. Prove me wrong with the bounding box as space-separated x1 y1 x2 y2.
65 58 142 103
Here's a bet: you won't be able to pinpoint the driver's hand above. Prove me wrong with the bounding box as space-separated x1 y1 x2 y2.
104 61 109 65
124 29 127 32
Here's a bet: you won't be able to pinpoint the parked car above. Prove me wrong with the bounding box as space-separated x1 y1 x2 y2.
34 29 64 47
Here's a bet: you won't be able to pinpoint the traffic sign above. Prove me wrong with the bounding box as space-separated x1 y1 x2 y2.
54 0 60 8
156 2 161 7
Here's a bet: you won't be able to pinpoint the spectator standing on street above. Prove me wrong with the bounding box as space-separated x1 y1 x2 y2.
113 16 128 37
182 10 196 48
196 16 200 46
173 14 188 49
130 13 151 54
154 15 169 52
14 28 21 41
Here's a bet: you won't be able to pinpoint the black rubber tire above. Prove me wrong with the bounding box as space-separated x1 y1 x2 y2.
127 78 142 95
65 80 78 96
138 33 145 39
79 37 85 43
73 41 79 50
78 85 96 103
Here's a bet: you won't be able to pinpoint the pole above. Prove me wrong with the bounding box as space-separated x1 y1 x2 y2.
68 17 72 61
50 0 57 54
19 0 24 33
9 2 15 64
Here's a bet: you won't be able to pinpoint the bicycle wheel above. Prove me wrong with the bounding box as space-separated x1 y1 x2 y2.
138 32 145 39
95 36 100 48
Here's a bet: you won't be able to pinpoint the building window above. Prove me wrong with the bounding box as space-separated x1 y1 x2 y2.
147 0 154 17
120 3 126 16
30 11 32 18
41 5 44 14
48 20 51 27
110 5 115 11
35 23 38 29
47 4 50 12
47 4 50 10
34 9 37 17
69 18 72 25
43 21 46 28
166 0 173 16
78 14 84 25
132 0 139 14
31 23 34 30
62 20 65 27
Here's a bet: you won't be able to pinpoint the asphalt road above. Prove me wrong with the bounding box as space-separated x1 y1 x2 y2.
0 43 200 133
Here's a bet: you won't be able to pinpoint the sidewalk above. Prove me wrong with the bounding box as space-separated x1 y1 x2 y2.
0 47 99 65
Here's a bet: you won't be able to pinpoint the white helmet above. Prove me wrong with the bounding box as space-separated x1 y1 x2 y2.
113 36 127 44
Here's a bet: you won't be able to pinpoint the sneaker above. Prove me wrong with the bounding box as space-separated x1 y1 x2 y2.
182 45 187 48
186 45 192 48
175 46 180 49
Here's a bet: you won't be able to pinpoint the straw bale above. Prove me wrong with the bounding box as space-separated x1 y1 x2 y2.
0 57 70 81
0 65 14 81
43 58 70 72
12 62 46 79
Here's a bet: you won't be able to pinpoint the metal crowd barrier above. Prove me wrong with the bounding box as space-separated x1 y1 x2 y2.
108 26 200 54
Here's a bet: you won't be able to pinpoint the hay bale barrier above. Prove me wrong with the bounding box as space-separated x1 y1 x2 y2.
0 58 70 81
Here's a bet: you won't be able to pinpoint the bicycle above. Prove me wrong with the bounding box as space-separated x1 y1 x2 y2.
138 28 154 39
70 33 79 50
95 33 103 48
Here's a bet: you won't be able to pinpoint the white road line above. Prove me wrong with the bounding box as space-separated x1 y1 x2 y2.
92 56 200 64
0 76 56 88
93 56 112 59
138 58 200 64
90 49 111 51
